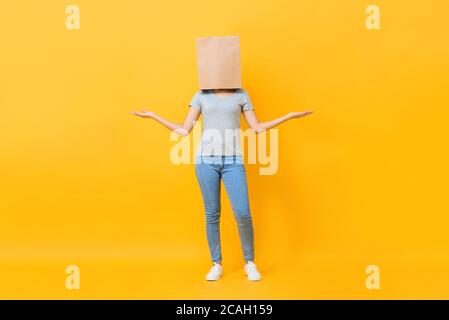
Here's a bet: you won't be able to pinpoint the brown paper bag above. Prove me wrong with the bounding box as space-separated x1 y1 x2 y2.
196 36 242 90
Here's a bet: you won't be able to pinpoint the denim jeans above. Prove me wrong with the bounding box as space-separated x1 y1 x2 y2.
194 155 255 263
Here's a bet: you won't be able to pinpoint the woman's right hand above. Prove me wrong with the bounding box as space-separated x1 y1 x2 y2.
130 110 155 118
129 107 199 135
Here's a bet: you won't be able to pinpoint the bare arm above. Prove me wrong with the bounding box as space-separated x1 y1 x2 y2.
130 107 201 137
243 109 313 133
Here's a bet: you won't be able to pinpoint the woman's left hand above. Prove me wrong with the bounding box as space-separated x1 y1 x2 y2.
289 111 314 119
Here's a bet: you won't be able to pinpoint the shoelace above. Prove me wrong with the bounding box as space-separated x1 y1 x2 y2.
210 264 221 273
246 263 258 273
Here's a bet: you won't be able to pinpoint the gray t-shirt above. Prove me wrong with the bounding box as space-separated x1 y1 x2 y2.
189 89 254 156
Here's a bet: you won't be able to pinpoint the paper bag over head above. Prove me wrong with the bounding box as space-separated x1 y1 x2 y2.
196 35 242 90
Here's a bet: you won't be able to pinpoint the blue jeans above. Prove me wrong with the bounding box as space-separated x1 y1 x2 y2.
194 155 255 263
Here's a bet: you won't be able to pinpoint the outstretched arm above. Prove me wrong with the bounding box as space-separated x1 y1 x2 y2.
243 109 313 133
130 107 200 137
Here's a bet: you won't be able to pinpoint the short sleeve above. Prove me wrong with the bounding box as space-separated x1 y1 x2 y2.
189 91 202 111
240 90 254 112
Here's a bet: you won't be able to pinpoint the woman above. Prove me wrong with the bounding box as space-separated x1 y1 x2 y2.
131 88 312 281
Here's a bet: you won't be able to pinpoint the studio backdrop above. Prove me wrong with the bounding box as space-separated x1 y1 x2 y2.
1 0 448 299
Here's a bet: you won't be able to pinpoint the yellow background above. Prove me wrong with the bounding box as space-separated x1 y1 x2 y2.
1 0 449 299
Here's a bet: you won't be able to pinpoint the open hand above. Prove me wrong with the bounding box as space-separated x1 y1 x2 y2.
130 110 155 118
289 110 314 119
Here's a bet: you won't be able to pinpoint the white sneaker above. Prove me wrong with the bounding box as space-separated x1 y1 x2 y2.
206 262 223 281
244 261 262 281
